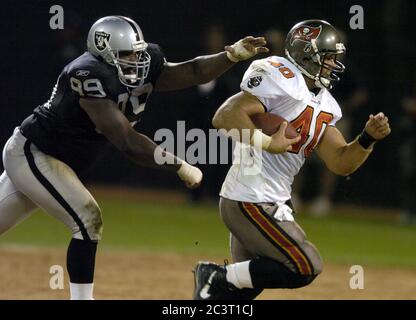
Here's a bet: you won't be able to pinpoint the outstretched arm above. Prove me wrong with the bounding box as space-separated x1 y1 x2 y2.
316 112 391 176
79 98 202 188
155 36 269 91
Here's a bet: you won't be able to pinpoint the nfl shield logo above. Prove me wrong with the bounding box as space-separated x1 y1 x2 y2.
94 31 111 51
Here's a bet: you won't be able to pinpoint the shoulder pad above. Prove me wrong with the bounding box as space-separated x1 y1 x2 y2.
147 43 165 60
65 52 114 79
146 43 166 85
241 56 309 101
321 89 342 121
64 52 117 99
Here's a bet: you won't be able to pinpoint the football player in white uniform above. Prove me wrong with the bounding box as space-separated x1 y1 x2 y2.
193 20 391 300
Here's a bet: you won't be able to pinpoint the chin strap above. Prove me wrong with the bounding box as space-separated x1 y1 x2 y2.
285 49 332 90
286 50 320 85
315 78 331 89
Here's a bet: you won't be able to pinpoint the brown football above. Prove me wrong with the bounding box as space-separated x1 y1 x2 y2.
250 113 298 138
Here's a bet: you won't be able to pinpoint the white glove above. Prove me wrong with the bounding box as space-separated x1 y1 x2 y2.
273 204 294 222
177 162 203 188
225 36 269 62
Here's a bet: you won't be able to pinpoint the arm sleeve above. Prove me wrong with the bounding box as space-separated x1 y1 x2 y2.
327 93 343 126
329 111 342 126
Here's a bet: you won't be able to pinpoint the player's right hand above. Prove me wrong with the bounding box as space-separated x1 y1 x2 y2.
267 122 301 154
364 112 391 141
177 162 203 189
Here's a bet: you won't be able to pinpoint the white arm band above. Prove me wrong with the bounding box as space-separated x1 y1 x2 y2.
226 51 239 63
177 162 203 185
226 39 252 62
250 129 272 150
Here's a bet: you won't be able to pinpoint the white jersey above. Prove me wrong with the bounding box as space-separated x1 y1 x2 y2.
220 56 342 204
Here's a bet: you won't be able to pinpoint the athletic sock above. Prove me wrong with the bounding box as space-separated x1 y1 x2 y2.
249 257 316 288
225 261 253 289
69 283 94 300
67 238 98 300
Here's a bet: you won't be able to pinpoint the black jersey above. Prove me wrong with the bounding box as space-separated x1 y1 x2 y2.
20 44 165 174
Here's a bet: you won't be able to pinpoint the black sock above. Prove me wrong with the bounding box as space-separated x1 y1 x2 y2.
231 288 264 300
249 257 316 289
67 238 98 283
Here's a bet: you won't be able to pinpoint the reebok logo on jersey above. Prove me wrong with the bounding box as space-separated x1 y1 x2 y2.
75 70 90 77
247 76 262 89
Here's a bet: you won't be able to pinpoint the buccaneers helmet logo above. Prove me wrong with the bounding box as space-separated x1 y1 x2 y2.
290 25 322 46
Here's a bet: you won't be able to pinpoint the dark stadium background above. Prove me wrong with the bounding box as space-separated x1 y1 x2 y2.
1 0 415 207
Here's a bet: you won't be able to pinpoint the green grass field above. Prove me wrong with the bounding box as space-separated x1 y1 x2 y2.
1 198 415 268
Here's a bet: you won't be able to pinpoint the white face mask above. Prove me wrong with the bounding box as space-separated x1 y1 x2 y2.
115 51 151 87
103 39 152 88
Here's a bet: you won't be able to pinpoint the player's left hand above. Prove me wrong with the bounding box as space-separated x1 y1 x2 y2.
364 112 391 140
225 36 269 62
177 162 203 189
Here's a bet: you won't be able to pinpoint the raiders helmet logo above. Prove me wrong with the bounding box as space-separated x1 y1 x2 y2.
290 25 322 46
94 31 111 51
247 76 262 89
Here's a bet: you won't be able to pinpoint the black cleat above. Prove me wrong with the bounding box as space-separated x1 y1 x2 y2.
192 261 231 300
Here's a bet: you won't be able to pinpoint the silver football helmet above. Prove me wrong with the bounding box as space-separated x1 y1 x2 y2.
87 16 151 87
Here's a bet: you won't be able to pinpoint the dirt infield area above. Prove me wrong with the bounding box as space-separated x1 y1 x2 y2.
0 246 415 300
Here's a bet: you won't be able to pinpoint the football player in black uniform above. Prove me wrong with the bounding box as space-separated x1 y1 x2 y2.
0 16 268 299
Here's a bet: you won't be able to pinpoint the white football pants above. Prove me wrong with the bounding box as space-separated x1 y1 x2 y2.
0 128 103 241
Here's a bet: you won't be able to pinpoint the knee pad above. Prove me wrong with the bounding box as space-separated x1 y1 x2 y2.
85 203 103 241
313 260 324 275
73 201 103 241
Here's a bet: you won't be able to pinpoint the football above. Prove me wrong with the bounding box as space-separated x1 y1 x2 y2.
250 113 298 138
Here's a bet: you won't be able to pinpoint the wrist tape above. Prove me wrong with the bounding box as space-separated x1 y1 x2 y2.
250 130 272 150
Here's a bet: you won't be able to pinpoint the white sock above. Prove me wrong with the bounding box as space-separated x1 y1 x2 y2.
69 283 94 300
226 261 253 289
